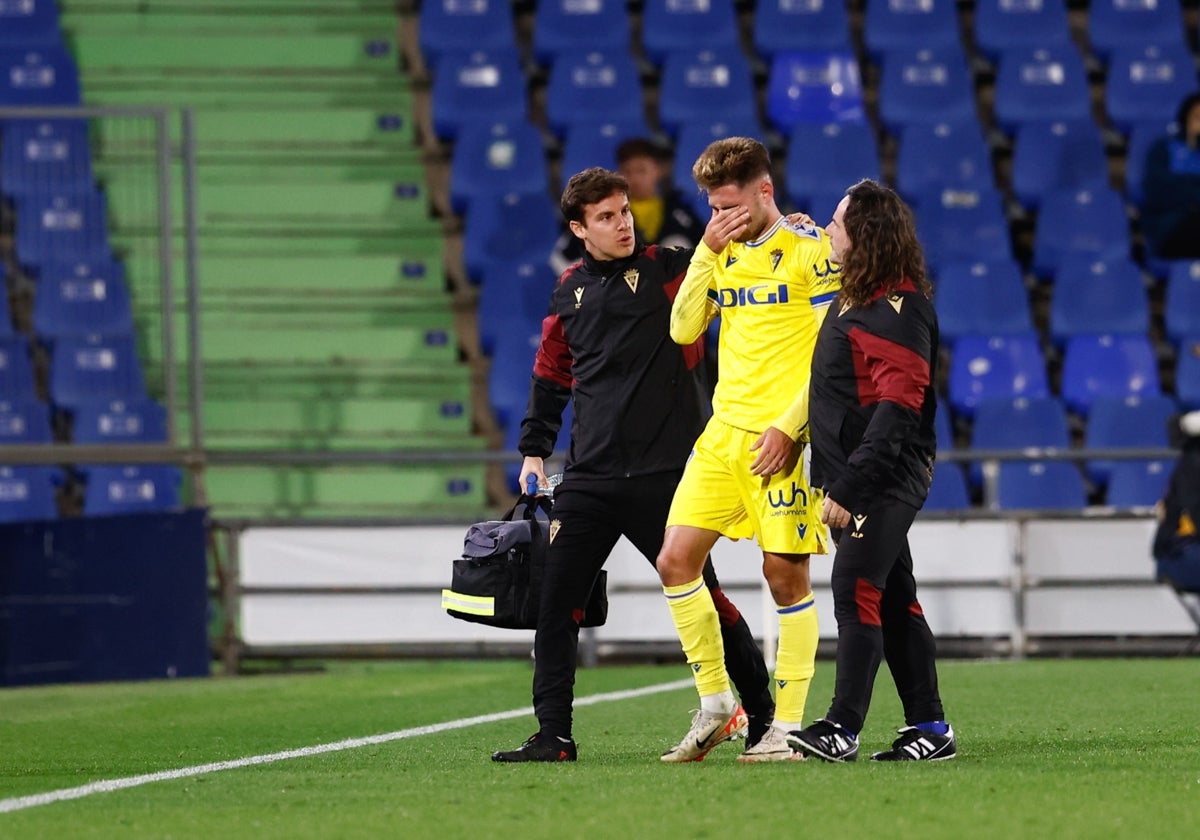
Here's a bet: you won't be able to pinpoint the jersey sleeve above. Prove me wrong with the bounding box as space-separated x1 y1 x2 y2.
669 240 720 345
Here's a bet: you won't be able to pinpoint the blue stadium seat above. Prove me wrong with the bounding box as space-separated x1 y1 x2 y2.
946 332 1050 419
1124 120 1171 205
0 465 59 522
764 50 865 132
877 47 978 138
560 118 652 182
640 0 740 67
1010 119 1110 212
48 333 146 413
935 398 954 450
1048 257 1149 347
0 335 38 402
0 46 79 105
1088 0 1187 63
418 0 517 69
0 0 60 47
32 262 135 341
923 462 971 512
448 121 548 216
672 117 765 196
972 0 1071 64
0 399 53 445
1176 337 1200 410
802 188 850 224
533 0 630 66
544 49 644 140
0 284 12 337
1165 261 1200 346
916 187 1013 272
992 45 1091 137
72 398 169 445
996 461 1088 510
82 465 182 516
1085 394 1177 486
1105 459 1173 507
784 122 880 212
934 259 1032 346
969 396 1071 487
1105 42 1198 135
0 119 92 198
1031 186 1131 280
894 120 995 205
13 190 112 268
1060 333 1161 416
430 48 527 142
658 47 757 139
478 259 557 358
863 0 961 63
463 191 562 283
752 0 853 58
488 331 543 433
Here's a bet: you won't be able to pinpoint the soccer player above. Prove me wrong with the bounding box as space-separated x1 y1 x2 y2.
790 179 956 762
491 168 774 763
656 137 841 763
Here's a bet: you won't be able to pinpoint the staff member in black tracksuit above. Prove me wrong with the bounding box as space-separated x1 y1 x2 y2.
492 168 774 762
790 180 957 763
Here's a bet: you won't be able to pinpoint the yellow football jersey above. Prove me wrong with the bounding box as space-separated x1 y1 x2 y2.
671 217 842 438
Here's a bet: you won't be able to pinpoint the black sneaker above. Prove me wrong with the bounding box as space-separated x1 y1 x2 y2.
786 719 859 763
870 725 957 761
491 732 577 763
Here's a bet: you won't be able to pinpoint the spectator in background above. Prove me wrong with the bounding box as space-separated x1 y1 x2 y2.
1153 411 1200 591
1140 91 1200 259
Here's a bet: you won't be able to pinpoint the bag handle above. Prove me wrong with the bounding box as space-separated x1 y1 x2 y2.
501 493 553 522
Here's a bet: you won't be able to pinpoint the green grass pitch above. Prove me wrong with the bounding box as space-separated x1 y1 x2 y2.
2 658 1197 838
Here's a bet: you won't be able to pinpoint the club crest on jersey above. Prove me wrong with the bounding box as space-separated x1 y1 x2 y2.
549 519 562 544
770 248 784 272
574 287 584 309
624 268 639 294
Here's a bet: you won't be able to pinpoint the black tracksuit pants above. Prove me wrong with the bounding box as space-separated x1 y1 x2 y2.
825 495 945 735
533 471 773 739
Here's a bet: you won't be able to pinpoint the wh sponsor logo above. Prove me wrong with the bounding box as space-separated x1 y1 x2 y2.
768 482 808 509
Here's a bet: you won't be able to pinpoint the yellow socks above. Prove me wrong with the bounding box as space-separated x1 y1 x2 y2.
663 576 730 698
773 593 818 728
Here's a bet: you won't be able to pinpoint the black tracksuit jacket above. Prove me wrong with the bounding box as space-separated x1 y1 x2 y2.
809 279 939 510
518 243 710 478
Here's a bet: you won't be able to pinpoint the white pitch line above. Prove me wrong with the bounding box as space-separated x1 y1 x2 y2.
0 677 693 816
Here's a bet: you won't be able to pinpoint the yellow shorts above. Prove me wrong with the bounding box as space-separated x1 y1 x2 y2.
668 416 829 555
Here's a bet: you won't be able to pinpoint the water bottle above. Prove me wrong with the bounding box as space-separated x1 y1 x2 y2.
525 472 564 498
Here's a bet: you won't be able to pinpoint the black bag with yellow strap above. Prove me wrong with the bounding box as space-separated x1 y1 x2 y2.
442 494 608 629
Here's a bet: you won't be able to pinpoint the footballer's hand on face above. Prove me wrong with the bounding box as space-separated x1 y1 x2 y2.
702 206 750 253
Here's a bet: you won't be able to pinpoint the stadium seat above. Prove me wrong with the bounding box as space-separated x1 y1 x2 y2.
672 117 765 197
923 462 971 512
764 50 865 132
877 47 978 138
72 398 169 445
0 46 80 106
802 188 850 224
448 120 548 216
640 0 740 67
1031 187 1132 280
532 0 630 66
32 262 135 341
935 399 955 450
82 465 182 516
488 331 543 433
969 396 1071 487
0 465 59 522
658 47 757 139
463 191 562 283
916 187 1013 272
0 119 92 198
1060 333 1161 416
894 120 995 205
0 336 38 402
430 48 527 142
996 461 1088 510
47 333 146 413
784 122 880 212
0 399 53 445
992 45 1091 137
1105 42 1199 135
0 0 60 47
1085 394 1178 486
1165 261 1200 346
972 0 1071 64
560 119 653 183
946 332 1050 419
418 0 517 69
1010 120 1110 212
0 285 12 338
543 49 644 140
862 0 961 63
478 259 557 358
752 0 853 58
1105 459 1173 507
1088 0 1187 63
1124 120 1171 205
12 190 112 269
1048 257 1149 347
934 259 1033 346
1176 337 1200 410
